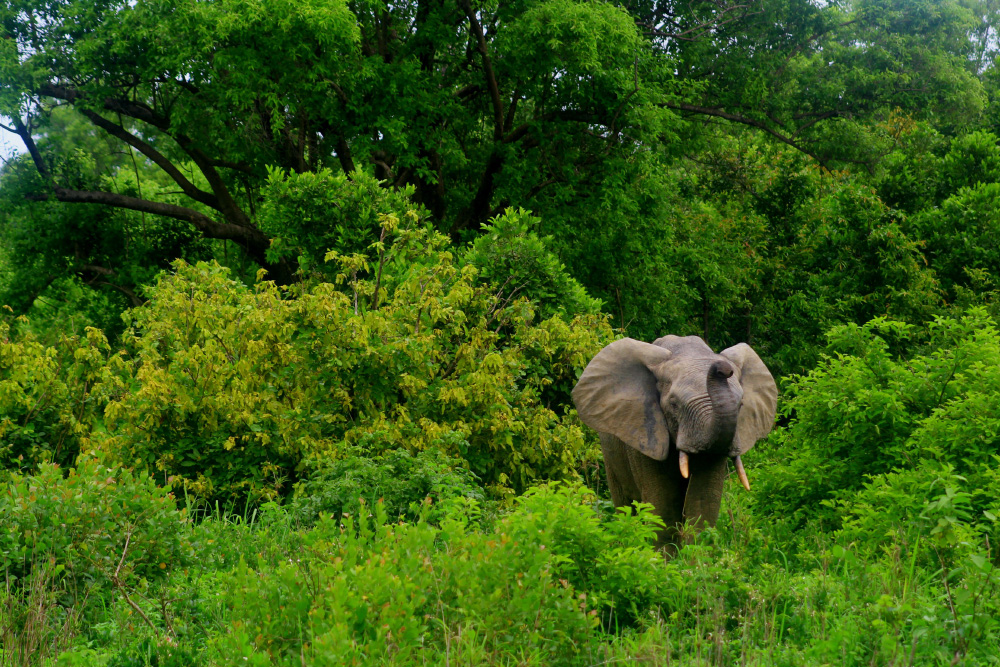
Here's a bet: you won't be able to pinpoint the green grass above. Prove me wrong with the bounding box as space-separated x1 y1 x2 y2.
3 479 998 667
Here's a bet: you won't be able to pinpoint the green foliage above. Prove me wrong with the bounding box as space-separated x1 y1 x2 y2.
0 124 215 329
290 448 486 526
679 142 942 375
753 174 941 375
105 639 199 667
7 476 1000 666
504 483 674 630
0 458 192 590
205 482 673 665
97 216 611 503
0 322 119 471
260 169 415 276
871 117 948 214
911 181 1000 297
9 0 1000 663
755 309 1000 546
464 208 602 321
939 130 1000 194
206 496 595 665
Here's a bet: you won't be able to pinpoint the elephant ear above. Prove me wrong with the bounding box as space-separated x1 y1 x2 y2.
572 338 673 460
719 343 777 456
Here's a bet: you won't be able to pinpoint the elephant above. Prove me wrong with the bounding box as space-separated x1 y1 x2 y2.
572 335 777 550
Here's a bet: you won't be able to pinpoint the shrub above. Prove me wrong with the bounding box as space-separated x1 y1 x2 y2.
504 483 676 629
911 182 1000 298
206 496 596 665
0 323 120 471
755 309 1000 545
205 482 673 665
259 168 416 277
939 130 1000 195
97 214 611 503
0 458 192 592
290 447 486 526
463 208 602 321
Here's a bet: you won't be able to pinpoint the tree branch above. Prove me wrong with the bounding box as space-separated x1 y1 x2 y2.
76 265 144 307
639 1 760 42
12 117 52 181
79 109 220 210
29 187 268 248
208 158 255 175
38 82 253 226
667 102 831 169
38 84 172 132
461 0 505 141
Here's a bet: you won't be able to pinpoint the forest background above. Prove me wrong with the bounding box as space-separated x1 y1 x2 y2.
3 0 1000 664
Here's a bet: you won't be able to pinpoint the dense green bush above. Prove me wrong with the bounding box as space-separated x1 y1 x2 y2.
911 182 1000 297
259 169 416 277
290 447 486 526
755 309 1000 550
504 483 674 630
939 130 1000 194
205 482 670 665
0 458 192 590
751 174 941 375
464 208 602 321
97 218 611 503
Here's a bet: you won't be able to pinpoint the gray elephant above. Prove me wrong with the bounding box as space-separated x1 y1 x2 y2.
572 335 777 549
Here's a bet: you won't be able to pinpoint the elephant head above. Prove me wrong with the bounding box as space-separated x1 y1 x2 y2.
572 335 777 537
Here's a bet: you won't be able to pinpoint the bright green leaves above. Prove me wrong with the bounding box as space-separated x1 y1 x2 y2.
95 206 611 503
0 458 193 590
755 308 1000 549
672 0 985 166
496 0 643 94
464 207 601 321
911 182 1000 300
260 168 415 276
207 482 670 664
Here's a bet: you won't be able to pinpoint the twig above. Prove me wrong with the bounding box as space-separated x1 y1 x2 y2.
110 527 163 638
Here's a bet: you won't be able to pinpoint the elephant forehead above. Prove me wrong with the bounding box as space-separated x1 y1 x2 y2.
652 335 715 356
661 359 743 394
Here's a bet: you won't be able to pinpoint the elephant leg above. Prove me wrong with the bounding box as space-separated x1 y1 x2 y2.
682 453 730 535
625 446 688 552
600 433 687 552
599 432 641 507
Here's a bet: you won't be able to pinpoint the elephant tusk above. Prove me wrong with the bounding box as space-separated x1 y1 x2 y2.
734 456 751 491
678 451 690 479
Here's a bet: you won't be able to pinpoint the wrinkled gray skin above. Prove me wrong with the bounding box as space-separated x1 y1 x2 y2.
572 335 777 551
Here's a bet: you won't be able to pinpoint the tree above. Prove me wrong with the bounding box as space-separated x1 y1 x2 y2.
659 0 985 168
0 0 682 281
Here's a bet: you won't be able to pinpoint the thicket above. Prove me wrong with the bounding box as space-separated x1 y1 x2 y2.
4 0 1000 664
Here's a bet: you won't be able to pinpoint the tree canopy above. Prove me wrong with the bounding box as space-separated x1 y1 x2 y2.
3 0 1000 366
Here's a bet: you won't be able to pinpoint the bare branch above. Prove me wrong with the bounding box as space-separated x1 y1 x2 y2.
28 187 268 247
460 0 505 141
12 117 52 181
38 82 252 226
79 109 220 210
667 102 832 170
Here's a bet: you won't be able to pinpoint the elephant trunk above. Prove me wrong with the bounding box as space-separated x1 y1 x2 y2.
706 360 739 448
678 360 740 531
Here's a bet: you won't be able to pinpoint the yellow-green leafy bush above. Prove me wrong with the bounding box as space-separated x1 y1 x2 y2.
97 220 611 503
0 321 121 471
